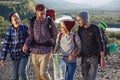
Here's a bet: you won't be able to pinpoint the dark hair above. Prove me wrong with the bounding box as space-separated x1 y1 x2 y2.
35 4 46 11
9 12 16 23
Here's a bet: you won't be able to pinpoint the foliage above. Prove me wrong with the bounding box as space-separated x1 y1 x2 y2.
0 0 36 20
0 0 36 41
103 31 120 47
0 0 120 46
0 16 5 22
0 20 11 41
89 11 120 27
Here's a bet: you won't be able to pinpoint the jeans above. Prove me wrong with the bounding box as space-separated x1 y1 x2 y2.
81 56 99 80
12 57 28 80
65 62 76 80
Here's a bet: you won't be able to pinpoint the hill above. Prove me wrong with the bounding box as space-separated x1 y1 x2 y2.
0 0 36 20
97 0 120 11
37 0 120 11
0 0 120 20
36 0 92 10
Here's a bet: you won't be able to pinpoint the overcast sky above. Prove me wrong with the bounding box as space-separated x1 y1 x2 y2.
64 0 113 6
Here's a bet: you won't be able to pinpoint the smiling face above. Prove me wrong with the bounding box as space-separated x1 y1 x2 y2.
36 10 46 21
60 22 69 34
11 13 21 28
76 16 85 27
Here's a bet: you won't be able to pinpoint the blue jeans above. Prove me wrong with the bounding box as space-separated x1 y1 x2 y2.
81 56 99 80
12 57 28 80
65 62 76 80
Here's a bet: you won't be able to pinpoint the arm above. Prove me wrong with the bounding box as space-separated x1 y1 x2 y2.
96 27 105 53
54 33 60 53
73 34 81 56
24 27 34 47
68 34 81 60
51 33 60 61
51 19 58 39
1 28 11 60
96 27 106 67
0 28 11 67
23 20 34 52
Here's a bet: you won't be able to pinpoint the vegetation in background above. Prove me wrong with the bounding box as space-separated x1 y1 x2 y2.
0 0 120 46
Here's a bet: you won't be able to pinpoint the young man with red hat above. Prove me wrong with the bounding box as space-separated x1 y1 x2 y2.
22 4 58 80
76 11 106 80
54 20 81 80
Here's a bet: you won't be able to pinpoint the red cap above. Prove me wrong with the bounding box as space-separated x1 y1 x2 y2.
63 20 75 32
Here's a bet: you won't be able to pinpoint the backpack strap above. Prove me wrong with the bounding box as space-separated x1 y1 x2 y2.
73 34 76 45
58 33 63 43
46 16 54 38
72 34 81 57
30 16 36 29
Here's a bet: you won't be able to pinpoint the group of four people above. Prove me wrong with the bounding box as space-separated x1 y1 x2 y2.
0 3 106 80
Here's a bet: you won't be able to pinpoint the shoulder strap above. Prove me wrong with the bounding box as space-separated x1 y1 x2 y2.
30 16 36 29
73 34 76 44
58 33 63 42
47 16 54 38
98 26 104 42
48 16 52 26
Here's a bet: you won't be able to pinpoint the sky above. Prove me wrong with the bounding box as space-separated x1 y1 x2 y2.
64 0 113 6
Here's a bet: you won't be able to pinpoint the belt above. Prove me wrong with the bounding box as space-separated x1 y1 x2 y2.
33 40 53 47
83 54 98 57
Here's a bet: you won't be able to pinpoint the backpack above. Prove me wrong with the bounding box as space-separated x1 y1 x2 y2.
46 9 55 21
58 33 81 58
30 9 56 48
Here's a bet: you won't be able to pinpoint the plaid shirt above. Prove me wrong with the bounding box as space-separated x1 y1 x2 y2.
1 24 29 60
25 17 58 54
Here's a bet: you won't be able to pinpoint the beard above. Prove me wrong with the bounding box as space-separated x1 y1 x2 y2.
79 22 86 28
